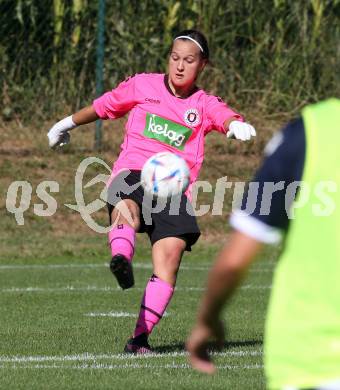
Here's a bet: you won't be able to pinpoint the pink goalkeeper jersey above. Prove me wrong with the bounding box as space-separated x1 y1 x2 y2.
93 73 243 198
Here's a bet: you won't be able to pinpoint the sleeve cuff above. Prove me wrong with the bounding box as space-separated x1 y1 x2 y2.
92 97 108 120
230 210 282 244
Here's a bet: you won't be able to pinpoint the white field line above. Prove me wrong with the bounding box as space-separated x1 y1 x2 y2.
84 311 169 318
0 350 263 364
0 263 274 273
85 311 138 318
3 363 263 370
0 285 272 294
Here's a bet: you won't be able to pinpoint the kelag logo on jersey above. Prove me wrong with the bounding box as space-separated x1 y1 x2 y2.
143 113 192 150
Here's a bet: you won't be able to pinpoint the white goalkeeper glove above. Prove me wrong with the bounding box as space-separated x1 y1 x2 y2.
47 115 77 148
227 120 256 141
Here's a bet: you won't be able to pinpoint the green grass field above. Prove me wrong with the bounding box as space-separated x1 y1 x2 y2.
0 241 277 390
0 120 280 389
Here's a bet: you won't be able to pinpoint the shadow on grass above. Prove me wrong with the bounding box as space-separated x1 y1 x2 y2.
153 339 262 354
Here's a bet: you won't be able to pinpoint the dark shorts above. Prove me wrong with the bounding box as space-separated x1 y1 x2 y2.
107 170 201 251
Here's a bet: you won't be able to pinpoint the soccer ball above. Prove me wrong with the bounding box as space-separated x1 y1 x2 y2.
141 152 190 199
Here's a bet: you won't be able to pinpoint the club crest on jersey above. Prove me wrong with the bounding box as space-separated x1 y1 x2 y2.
184 108 200 127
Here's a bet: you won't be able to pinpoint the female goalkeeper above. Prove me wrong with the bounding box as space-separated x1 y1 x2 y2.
47 30 256 354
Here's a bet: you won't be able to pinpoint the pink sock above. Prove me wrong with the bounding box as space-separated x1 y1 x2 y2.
134 275 174 338
108 224 135 262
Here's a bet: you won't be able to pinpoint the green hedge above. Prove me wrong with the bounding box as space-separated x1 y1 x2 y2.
1 0 339 122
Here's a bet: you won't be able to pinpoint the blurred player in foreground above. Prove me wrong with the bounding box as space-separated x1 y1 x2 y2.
187 99 340 389
47 30 256 353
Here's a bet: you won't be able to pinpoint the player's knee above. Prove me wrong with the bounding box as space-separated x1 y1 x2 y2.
159 238 185 260
111 200 141 230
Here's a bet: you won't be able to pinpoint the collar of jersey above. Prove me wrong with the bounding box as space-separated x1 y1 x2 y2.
164 74 199 99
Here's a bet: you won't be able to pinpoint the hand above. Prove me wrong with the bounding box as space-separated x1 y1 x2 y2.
47 116 76 148
48 129 70 148
186 318 225 374
227 121 256 141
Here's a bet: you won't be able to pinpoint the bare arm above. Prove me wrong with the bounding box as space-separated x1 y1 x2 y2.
186 230 263 374
72 105 99 126
199 231 262 322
